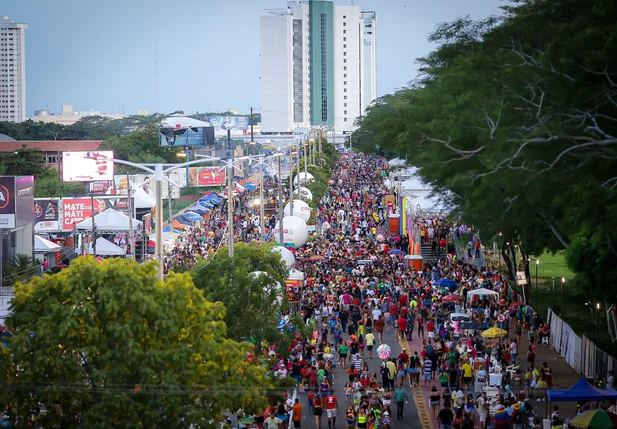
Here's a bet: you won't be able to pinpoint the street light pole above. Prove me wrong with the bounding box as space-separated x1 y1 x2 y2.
289 147 294 217
277 155 284 245
227 159 234 258
561 277 565 315
535 259 539 292
259 157 265 242
154 164 164 280
90 183 97 258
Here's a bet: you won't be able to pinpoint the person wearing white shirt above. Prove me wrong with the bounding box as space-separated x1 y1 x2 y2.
372 308 382 321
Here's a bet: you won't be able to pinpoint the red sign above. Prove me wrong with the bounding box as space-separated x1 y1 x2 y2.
189 167 226 186
62 198 100 230
285 279 302 292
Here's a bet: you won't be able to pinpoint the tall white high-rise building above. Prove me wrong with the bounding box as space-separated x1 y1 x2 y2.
260 0 376 133
0 16 27 123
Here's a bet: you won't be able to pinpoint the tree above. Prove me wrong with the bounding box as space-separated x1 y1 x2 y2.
2 257 274 428
0 146 46 177
191 243 304 355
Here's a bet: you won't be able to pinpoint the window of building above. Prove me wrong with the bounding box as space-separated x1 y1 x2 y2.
344 66 347 70
344 96 347 100
343 44 346 48
344 103 347 107
344 88 347 92
344 81 347 85
343 37 346 41
343 30 346 34
343 22 346 26
343 52 346 56
344 59 347 63
343 15 346 18
344 110 348 115
344 74 347 78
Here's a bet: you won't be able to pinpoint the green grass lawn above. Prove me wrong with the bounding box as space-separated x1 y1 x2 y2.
529 251 574 280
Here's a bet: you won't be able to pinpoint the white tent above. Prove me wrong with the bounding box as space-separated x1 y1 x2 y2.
288 269 304 281
148 232 177 245
388 158 406 166
88 237 126 256
134 187 156 209
76 208 142 232
34 235 61 253
466 288 500 299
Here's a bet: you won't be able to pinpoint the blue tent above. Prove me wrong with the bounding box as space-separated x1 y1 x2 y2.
186 205 209 214
183 212 203 222
547 377 617 402
434 278 458 289
174 215 195 226
244 183 257 191
163 226 183 234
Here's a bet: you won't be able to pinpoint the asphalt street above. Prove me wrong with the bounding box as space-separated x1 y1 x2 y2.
293 326 423 429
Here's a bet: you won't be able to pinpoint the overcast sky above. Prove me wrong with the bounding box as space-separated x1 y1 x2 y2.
6 0 506 117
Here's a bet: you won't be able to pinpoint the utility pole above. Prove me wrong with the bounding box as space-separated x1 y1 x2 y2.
167 179 173 226
296 143 301 194
289 147 294 217
277 155 284 245
250 107 254 146
126 171 135 258
259 157 265 242
90 183 97 257
227 160 235 257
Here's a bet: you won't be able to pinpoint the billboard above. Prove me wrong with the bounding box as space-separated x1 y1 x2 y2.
62 198 101 230
34 199 59 232
188 167 226 187
158 126 215 147
208 116 249 132
0 176 16 228
62 151 114 182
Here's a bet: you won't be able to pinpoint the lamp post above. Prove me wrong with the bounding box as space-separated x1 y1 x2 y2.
88 156 225 280
561 277 565 315
288 146 294 218
535 259 539 292
277 154 284 245
596 302 600 344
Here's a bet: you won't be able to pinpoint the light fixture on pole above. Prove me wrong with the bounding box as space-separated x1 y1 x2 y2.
535 259 539 292
561 277 565 315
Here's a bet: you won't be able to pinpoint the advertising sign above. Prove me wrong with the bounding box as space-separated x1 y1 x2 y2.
208 116 249 132
15 176 34 229
158 126 215 147
0 176 15 228
516 271 528 286
188 167 226 187
62 151 114 182
62 198 101 230
34 199 59 232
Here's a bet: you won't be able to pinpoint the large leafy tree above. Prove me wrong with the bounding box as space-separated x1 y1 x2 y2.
1 257 273 428
354 0 617 302
191 243 304 356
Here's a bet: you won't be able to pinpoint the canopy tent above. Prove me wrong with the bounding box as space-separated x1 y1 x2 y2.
388 158 406 167
34 235 62 253
288 269 304 281
174 215 195 226
547 377 617 402
466 288 500 299
133 187 156 209
185 205 209 214
149 232 178 244
76 208 142 232
163 225 183 234
183 212 203 222
172 219 189 230
88 237 126 256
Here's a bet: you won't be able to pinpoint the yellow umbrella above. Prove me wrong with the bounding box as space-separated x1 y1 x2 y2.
481 325 508 339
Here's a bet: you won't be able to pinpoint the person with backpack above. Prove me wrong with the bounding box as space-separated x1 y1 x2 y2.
511 402 525 429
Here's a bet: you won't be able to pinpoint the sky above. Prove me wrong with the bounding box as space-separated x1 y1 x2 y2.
5 0 506 117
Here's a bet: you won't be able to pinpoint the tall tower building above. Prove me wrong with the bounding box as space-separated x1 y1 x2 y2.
0 16 27 123
260 0 376 133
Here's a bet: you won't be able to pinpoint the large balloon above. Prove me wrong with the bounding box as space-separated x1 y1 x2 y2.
271 246 295 267
293 172 314 186
376 234 384 242
293 187 313 201
273 216 309 249
284 200 312 223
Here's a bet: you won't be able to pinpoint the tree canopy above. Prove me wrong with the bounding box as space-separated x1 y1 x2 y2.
1 257 275 428
353 0 617 303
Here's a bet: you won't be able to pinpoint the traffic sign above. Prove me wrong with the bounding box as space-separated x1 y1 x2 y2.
497 313 506 323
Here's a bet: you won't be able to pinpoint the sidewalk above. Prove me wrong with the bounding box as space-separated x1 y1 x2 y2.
512 322 580 420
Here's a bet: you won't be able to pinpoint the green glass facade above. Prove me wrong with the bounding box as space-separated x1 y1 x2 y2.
309 0 334 126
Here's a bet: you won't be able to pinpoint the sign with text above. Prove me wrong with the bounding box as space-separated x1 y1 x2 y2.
15 176 34 229
188 167 226 187
34 199 60 232
208 116 249 132
62 198 101 230
158 126 215 147
0 176 16 228
62 151 114 182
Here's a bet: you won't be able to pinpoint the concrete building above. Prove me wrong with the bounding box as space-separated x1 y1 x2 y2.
0 16 27 123
30 104 125 125
260 0 376 133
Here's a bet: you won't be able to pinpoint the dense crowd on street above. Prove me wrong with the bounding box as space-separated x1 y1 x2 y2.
159 151 587 429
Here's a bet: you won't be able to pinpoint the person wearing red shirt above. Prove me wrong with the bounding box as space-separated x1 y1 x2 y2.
401 305 409 318
427 319 435 339
389 302 399 330
397 316 407 340
325 393 339 427
398 349 409 365
399 294 408 307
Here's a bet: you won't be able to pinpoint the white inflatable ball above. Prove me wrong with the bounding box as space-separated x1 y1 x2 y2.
284 199 312 223
272 216 309 249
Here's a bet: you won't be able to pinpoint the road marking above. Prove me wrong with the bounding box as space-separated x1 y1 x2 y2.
398 336 433 429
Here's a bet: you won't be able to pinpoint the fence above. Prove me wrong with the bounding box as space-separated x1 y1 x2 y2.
547 308 617 380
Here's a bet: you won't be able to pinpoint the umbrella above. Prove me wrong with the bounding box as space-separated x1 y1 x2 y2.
377 343 391 360
481 325 508 339
570 409 616 429
308 255 325 261
443 294 463 303
433 278 458 289
388 249 404 256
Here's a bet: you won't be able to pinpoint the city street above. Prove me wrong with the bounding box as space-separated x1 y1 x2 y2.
294 327 423 429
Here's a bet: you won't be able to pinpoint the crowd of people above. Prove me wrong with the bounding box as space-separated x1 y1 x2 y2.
158 151 583 429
